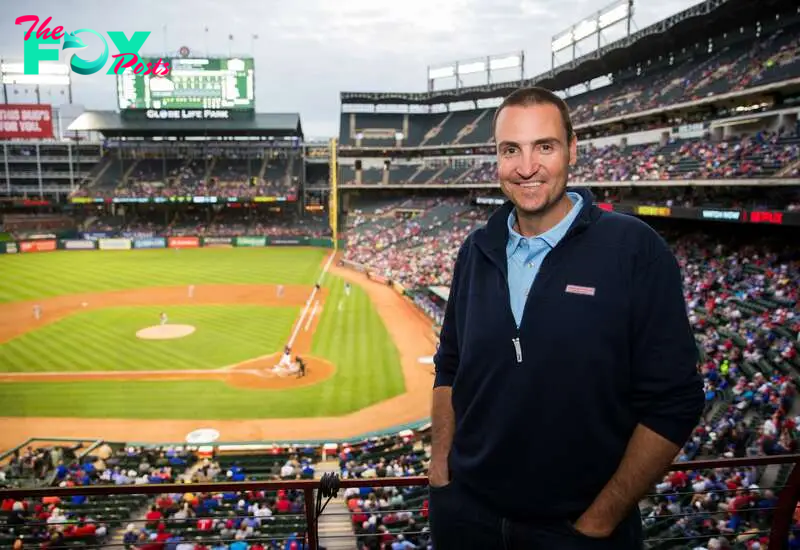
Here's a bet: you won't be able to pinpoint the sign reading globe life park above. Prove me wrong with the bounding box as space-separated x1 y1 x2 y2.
145 108 232 120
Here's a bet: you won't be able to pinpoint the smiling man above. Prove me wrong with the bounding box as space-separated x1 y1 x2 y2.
428 86 704 549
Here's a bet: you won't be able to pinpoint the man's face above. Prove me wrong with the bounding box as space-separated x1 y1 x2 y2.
494 103 576 217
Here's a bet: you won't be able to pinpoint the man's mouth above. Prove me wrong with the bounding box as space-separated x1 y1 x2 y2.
517 181 545 188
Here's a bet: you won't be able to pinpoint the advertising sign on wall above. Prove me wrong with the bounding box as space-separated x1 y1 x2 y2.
134 238 167 249
20 239 57 253
168 237 200 249
63 240 97 250
98 238 132 250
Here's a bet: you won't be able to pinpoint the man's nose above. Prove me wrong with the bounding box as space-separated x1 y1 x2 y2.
516 152 541 179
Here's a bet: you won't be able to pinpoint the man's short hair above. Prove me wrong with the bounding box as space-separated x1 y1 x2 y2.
492 86 574 143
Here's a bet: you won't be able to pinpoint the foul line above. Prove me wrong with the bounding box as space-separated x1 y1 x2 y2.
304 300 319 332
287 252 336 349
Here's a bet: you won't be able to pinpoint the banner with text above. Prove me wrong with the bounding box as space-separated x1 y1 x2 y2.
0 242 19 254
62 240 97 251
203 237 234 247
236 236 267 247
20 240 57 253
0 104 54 139
98 238 132 250
134 238 167 249
168 237 200 249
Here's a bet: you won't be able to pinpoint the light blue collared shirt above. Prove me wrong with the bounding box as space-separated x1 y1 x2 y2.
506 191 583 327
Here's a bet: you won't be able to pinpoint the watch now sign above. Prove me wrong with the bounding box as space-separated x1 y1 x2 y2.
0 104 53 139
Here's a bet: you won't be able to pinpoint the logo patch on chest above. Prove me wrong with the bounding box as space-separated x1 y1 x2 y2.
565 284 596 296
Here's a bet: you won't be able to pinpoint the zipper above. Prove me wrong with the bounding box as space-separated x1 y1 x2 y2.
512 337 523 363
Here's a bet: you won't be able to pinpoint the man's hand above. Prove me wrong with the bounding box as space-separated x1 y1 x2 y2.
428 459 450 488
575 424 680 536
571 516 614 539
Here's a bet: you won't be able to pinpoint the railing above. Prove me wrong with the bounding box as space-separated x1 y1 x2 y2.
1 454 799 549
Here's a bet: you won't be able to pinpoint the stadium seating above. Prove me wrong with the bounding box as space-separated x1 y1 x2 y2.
338 132 800 186
337 23 800 152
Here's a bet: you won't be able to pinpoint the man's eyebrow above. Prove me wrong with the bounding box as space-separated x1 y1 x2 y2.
497 137 562 148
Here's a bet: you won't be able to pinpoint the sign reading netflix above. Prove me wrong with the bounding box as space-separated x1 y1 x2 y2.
20 239 56 253
168 237 199 249
0 104 53 139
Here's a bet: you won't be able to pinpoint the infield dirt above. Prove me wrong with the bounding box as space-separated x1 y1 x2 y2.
0 257 437 450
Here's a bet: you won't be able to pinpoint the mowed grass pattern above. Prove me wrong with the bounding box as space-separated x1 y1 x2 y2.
0 276 407 418
0 248 327 303
0 306 298 373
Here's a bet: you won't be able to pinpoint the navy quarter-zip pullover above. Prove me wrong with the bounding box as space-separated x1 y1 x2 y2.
433 186 704 522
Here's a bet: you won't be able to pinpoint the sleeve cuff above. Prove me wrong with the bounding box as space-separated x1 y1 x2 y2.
639 414 701 448
434 369 455 388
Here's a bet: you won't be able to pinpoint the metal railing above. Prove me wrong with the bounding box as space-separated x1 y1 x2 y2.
2 454 799 549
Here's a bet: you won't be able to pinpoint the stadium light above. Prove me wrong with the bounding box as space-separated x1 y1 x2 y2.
427 51 524 92
599 0 630 29
2 63 69 76
489 55 521 71
551 32 573 53
428 66 455 79
458 61 486 76
2 74 71 86
573 19 599 42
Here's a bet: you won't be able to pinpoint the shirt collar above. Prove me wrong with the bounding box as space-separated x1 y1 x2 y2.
507 191 583 255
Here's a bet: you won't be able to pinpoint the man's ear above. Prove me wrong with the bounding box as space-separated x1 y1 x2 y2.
568 135 578 166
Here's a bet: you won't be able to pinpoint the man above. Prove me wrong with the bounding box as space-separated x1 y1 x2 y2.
428 86 704 549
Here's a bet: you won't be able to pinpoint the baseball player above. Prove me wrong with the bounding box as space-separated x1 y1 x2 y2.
188 284 195 299
344 282 351 297
279 345 292 368
33 304 42 320
277 284 284 299
160 312 168 326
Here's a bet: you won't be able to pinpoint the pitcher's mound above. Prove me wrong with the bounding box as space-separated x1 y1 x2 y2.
137 324 196 340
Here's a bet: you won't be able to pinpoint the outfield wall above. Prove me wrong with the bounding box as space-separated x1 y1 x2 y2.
0 235 346 254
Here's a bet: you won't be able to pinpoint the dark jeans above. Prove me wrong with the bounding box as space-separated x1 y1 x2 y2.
428 479 643 550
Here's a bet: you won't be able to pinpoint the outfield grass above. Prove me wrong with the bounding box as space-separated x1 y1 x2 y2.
0 248 327 303
0 305 298 373
0 276 406 418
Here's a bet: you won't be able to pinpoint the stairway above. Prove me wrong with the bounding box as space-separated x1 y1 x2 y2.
315 461 357 550
103 462 205 549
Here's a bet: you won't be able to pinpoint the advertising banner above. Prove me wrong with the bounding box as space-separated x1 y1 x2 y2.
0 242 18 254
98 238 132 250
236 236 267 247
268 238 301 246
701 209 743 222
635 206 671 217
81 232 114 241
134 238 167 249
0 104 54 139
20 240 57 253
203 237 234 247
63 240 97 250
168 237 200 249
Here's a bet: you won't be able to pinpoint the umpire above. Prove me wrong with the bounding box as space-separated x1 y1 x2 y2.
428 87 704 549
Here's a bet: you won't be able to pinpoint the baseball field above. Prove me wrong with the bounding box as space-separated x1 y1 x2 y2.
0 246 437 451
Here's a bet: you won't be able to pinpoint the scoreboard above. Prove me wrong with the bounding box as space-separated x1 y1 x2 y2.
116 57 255 111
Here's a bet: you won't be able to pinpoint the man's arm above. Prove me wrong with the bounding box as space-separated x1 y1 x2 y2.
429 243 467 488
429 387 455 488
575 424 679 536
578 238 703 536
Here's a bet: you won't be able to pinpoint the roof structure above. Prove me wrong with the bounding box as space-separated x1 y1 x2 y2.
68 111 303 138
340 0 798 105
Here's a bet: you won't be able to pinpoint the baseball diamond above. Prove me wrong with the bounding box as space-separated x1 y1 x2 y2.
0 247 437 450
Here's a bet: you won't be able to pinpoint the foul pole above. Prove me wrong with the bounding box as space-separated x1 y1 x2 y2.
328 138 338 250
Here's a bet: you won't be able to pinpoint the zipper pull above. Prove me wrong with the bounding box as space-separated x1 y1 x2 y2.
512 337 523 363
